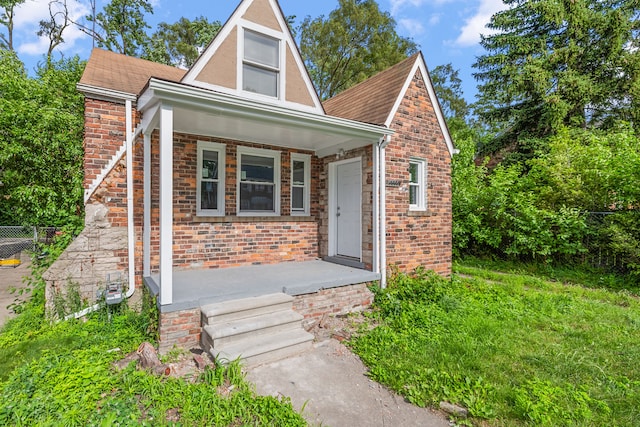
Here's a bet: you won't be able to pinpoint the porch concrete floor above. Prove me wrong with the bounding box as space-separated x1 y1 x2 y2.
145 260 380 313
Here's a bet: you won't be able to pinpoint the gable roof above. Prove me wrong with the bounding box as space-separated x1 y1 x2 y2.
323 54 419 126
323 52 456 157
182 0 323 113
79 48 186 97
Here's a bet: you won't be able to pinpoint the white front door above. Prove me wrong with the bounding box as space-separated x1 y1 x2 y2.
335 159 361 259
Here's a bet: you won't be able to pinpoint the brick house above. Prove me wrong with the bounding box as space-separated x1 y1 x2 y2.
44 0 455 359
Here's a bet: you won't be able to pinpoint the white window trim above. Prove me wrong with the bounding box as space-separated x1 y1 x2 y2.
290 153 311 216
196 141 226 217
237 146 281 216
409 157 427 211
239 25 285 101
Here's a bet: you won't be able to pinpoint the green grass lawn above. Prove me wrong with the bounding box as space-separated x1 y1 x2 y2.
350 264 640 426
0 287 305 426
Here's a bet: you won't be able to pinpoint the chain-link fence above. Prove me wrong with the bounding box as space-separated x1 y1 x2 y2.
0 226 57 259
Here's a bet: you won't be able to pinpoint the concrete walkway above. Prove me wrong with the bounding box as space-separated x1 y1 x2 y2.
0 252 31 327
246 339 451 427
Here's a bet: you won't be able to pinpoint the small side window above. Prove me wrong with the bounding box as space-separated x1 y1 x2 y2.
291 153 311 216
197 142 226 216
409 158 426 211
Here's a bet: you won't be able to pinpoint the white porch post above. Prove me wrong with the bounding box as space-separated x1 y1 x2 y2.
372 143 379 275
143 132 151 278
159 104 174 305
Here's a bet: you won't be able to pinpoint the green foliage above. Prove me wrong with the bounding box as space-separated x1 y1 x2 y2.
430 63 469 121
474 0 640 145
143 16 222 68
0 0 24 50
0 290 305 426
351 269 640 425
452 124 640 281
299 0 417 100
87 0 153 56
0 52 84 227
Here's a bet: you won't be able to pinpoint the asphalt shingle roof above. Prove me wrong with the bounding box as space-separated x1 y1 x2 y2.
322 54 419 125
79 48 186 95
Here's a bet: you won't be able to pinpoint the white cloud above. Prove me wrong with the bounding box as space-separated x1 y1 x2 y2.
399 18 424 35
454 0 507 47
14 0 90 57
428 13 442 26
390 0 458 15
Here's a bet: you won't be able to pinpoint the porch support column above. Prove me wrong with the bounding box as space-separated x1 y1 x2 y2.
143 132 151 278
159 104 174 305
372 142 379 275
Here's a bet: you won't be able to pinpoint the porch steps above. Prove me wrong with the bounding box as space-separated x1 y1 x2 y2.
201 293 313 367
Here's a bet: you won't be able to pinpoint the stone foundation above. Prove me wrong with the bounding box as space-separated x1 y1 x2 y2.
42 203 129 313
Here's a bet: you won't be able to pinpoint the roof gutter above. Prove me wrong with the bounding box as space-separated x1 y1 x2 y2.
77 83 137 104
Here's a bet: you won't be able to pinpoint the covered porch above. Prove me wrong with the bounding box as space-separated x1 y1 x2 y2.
144 259 380 313
135 78 393 308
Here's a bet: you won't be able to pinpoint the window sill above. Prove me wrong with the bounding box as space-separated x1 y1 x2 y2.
194 215 317 223
407 210 435 217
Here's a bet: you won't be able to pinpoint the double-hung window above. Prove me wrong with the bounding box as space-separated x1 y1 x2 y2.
243 30 280 97
237 147 281 215
197 141 226 216
291 153 311 216
409 158 427 211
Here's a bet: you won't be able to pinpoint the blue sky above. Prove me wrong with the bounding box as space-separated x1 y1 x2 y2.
8 0 508 103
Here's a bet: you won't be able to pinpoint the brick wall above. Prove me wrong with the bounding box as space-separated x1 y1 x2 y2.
158 309 201 353
384 69 452 276
83 99 127 188
140 132 323 272
293 283 374 328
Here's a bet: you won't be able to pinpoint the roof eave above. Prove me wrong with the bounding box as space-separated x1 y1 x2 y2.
77 83 137 104
138 79 393 152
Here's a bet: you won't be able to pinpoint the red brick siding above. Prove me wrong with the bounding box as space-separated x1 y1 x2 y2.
158 309 201 353
141 132 322 271
83 99 127 187
385 70 452 276
293 283 374 325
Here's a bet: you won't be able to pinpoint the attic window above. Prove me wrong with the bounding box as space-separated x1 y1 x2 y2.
243 30 279 97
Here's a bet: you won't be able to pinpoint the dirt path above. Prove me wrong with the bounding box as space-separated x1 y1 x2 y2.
0 252 32 327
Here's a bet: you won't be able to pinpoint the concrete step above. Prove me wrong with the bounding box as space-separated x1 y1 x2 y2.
201 293 293 326
211 329 314 368
204 310 304 347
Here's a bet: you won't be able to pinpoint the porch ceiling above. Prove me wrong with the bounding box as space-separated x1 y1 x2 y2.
138 79 394 158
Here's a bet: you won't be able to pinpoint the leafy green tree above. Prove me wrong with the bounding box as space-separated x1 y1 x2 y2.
0 0 24 50
430 63 469 122
38 0 72 63
0 51 84 226
299 0 417 100
474 0 640 144
84 0 153 56
143 16 221 68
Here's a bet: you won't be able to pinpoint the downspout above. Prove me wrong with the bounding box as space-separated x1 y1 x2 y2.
379 135 391 289
64 100 136 321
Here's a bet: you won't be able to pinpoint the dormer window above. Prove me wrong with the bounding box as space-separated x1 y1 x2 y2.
243 30 280 97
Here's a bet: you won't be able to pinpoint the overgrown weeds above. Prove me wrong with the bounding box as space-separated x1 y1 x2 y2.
350 267 640 426
0 266 305 425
